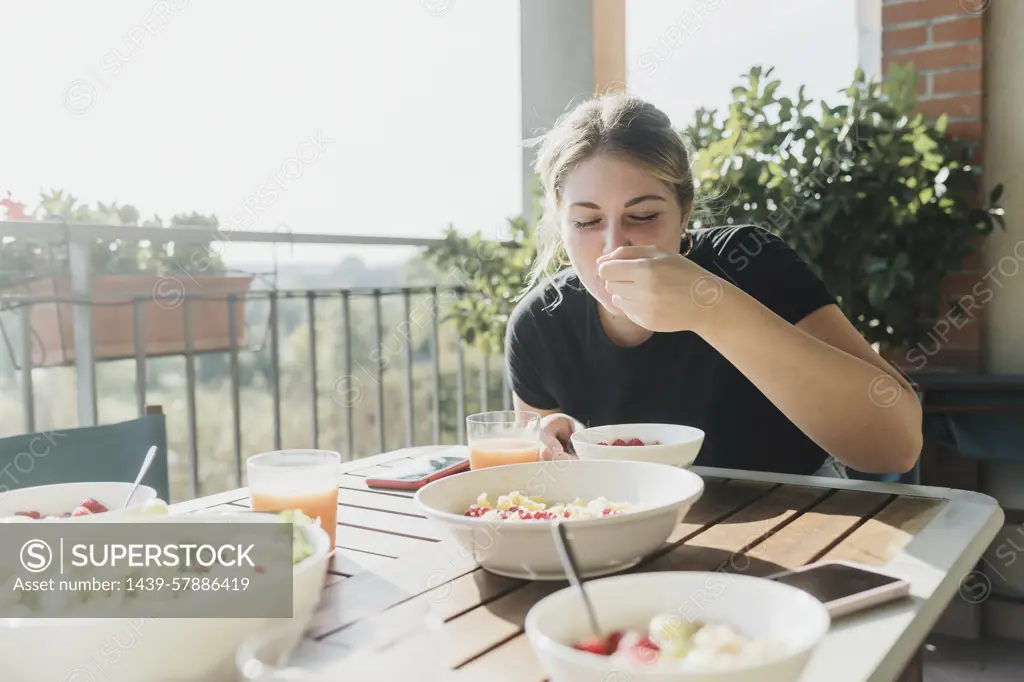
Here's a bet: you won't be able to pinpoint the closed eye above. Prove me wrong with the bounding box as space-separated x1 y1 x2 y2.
631 213 661 223
573 219 601 229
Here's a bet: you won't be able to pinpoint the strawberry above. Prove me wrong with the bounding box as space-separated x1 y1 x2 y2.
627 438 645 446
14 511 41 519
611 439 627 446
572 636 614 656
70 506 92 517
80 498 108 514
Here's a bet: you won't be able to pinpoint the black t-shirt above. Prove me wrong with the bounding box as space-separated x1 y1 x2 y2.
505 224 838 476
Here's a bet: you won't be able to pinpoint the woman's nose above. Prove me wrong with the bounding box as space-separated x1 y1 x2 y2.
604 221 630 254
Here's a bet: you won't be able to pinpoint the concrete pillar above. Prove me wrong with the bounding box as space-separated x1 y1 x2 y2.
856 0 882 81
518 0 625 222
518 0 595 221
982 1 1024 373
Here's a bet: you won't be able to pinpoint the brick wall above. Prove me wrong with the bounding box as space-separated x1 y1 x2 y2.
881 0 987 371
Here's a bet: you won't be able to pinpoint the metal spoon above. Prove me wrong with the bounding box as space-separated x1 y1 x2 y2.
124 446 158 508
551 520 603 639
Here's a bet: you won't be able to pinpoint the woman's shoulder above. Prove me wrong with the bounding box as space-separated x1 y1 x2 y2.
689 223 836 325
689 223 788 265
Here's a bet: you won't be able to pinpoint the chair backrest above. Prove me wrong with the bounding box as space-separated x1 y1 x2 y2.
0 408 170 501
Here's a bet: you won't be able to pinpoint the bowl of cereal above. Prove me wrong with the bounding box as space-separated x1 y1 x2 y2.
414 459 703 580
525 571 830 682
570 423 705 468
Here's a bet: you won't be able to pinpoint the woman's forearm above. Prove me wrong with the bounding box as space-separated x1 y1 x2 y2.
695 286 922 474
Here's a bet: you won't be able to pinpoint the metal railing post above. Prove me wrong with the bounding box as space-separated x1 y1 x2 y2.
68 234 97 426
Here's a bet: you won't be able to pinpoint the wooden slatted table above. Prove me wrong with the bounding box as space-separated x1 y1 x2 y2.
170 446 1004 682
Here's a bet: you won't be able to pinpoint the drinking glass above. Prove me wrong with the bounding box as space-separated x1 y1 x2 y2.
247 450 341 549
465 411 541 469
236 601 448 681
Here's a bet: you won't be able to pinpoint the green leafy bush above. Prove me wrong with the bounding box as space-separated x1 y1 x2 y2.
686 63 1005 347
421 215 536 355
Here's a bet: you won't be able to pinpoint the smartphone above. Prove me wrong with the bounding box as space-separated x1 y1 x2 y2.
365 451 470 490
766 560 911 618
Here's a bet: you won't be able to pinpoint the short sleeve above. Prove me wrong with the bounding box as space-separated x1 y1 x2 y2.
504 300 559 410
706 225 836 325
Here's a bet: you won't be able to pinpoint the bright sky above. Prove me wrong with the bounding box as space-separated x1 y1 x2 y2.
1 0 858 267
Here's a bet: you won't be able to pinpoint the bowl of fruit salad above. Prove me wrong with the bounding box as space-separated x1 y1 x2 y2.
0 481 159 521
0 508 332 682
525 571 830 682
415 459 703 580
570 423 705 468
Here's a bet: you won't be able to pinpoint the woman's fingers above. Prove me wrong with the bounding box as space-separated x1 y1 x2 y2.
597 245 660 264
603 280 640 298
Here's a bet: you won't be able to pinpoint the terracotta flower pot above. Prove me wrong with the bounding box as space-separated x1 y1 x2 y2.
4 274 254 367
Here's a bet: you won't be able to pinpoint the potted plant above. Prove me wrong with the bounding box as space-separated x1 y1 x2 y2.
0 190 253 367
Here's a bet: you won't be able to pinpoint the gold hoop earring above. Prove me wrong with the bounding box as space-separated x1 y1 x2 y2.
681 231 694 257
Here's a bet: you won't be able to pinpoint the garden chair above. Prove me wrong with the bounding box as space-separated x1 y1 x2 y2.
0 405 170 501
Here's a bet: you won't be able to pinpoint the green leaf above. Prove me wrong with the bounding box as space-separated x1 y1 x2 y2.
935 113 948 136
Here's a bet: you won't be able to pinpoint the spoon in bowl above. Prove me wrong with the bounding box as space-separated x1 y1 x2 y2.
551 520 604 641
123 446 158 509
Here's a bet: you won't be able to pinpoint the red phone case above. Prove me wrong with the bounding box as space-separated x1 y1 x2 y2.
365 457 470 490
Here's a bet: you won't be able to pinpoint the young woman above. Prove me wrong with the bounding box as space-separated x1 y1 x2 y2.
506 93 922 477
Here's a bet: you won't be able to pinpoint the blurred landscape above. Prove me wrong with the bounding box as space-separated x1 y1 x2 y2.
0 253 505 503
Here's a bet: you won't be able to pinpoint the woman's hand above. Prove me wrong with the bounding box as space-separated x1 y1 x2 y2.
538 413 584 461
597 245 726 334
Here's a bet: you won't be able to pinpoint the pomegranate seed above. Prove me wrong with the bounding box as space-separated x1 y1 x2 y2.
602 508 615 515
563 511 570 517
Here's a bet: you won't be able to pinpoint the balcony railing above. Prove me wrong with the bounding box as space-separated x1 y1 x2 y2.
0 219 510 502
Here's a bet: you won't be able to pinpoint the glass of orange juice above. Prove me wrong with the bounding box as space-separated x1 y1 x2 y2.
247 450 341 551
465 411 541 470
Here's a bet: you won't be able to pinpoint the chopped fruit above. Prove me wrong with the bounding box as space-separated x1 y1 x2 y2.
12 495 123 520
596 437 662 446
572 615 789 668
572 634 617 656
463 490 636 521
79 498 108 514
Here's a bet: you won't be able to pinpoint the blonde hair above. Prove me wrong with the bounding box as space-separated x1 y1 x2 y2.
522 92 698 301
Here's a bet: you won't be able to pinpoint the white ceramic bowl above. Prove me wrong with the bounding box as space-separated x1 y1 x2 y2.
414 459 704 580
0 512 332 682
525 571 831 682
0 481 159 520
571 424 705 468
